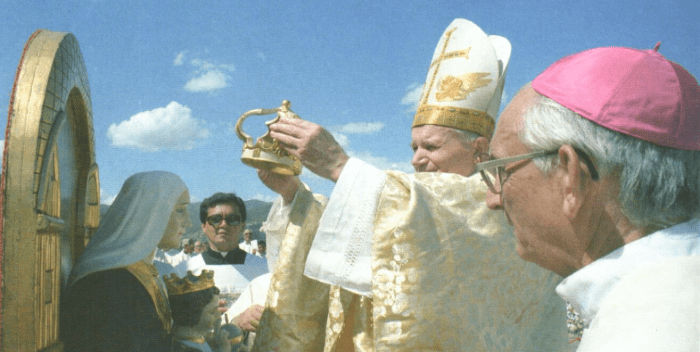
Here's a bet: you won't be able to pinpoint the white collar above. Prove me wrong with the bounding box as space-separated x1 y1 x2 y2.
556 219 700 324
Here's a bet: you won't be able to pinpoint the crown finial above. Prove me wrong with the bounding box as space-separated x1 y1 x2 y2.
164 270 216 296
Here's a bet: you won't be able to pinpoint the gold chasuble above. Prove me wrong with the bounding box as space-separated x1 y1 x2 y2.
254 184 331 351
254 173 570 352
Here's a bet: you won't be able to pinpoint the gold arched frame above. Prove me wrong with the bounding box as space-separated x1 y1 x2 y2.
1 29 99 351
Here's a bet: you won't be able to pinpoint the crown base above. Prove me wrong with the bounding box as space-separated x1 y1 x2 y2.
241 148 302 176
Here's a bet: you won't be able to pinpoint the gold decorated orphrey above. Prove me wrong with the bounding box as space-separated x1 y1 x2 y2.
1 29 100 351
235 100 303 176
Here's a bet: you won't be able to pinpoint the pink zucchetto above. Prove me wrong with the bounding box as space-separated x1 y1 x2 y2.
532 43 700 150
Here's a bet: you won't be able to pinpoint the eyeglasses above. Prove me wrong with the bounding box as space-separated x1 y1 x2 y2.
206 214 242 227
475 147 599 194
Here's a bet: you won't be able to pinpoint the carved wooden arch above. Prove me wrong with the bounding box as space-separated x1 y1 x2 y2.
1 29 99 351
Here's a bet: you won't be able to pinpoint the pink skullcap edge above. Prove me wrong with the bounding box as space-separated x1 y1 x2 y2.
532 45 700 150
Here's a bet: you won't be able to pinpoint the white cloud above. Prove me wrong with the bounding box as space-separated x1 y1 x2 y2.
183 58 235 93
336 122 384 134
348 150 414 173
250 193 276 202
100 188 117 205
329 131 350 149
108 101 210 151
184 70 229 92
257 52 266 61
328 122 383 151
400 82 424 112
174 51 188 66
500 89 509 111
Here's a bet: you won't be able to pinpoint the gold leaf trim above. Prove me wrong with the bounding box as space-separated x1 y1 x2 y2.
412 105 494 138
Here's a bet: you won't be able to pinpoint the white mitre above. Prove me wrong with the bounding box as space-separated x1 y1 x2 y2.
413 18 511 139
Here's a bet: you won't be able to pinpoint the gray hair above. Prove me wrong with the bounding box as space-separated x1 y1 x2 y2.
454 129 481 145
520 94 700 231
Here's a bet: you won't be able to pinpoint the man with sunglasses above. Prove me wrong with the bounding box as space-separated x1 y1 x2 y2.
198 192 249 264
184 192 268 336
479 45 700 350
253 19 567 352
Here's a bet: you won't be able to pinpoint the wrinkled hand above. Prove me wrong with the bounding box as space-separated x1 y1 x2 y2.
269 117 349 182
232 304 264 332
257 169 300 205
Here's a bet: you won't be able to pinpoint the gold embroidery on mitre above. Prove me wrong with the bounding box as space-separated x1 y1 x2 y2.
435 72 492 102
428 48 471 69
412 105 495 138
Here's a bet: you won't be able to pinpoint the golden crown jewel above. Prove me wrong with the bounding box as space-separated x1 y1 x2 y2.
163 270 216 296
235 100 303 176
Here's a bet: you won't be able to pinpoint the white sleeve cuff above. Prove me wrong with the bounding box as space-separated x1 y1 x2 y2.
303 157 386 297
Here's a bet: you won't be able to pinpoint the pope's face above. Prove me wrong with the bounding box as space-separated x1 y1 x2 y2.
486 86 583 276
202 203 245 252
158 190 192 250
410 124 479 177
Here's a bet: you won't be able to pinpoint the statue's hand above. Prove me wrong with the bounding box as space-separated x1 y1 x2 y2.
210 324 232 352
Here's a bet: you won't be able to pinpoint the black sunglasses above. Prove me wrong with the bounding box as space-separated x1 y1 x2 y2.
206 214 242 227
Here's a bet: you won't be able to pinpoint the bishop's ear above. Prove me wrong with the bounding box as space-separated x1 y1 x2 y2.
558 145 585 219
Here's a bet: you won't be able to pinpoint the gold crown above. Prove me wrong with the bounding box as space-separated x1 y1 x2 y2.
235 100 303 176
163 270 216 296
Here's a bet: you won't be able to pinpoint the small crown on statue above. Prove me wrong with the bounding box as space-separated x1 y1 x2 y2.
163 270 216 296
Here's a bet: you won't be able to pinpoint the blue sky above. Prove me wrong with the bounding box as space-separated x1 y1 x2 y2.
1 0 698 204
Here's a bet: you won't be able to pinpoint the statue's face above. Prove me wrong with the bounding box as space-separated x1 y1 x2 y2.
158 190 191 250
194 294 222 333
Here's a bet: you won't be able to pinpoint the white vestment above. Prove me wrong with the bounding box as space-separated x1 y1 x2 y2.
557 220 700 351
239 240 259 254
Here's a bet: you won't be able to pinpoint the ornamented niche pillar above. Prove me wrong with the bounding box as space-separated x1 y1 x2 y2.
1 29 99 352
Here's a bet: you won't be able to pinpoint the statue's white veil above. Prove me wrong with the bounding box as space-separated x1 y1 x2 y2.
68 171 187 286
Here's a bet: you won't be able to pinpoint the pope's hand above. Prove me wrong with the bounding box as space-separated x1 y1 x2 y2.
269 117 349 182
232 304 264 332
257 169 300 205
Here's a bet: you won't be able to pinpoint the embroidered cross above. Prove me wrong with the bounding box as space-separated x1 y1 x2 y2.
420 27 472 106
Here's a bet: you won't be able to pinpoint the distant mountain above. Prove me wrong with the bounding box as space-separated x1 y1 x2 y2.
99 199 274 243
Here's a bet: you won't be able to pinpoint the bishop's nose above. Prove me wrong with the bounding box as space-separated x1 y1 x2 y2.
485 187 503 210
